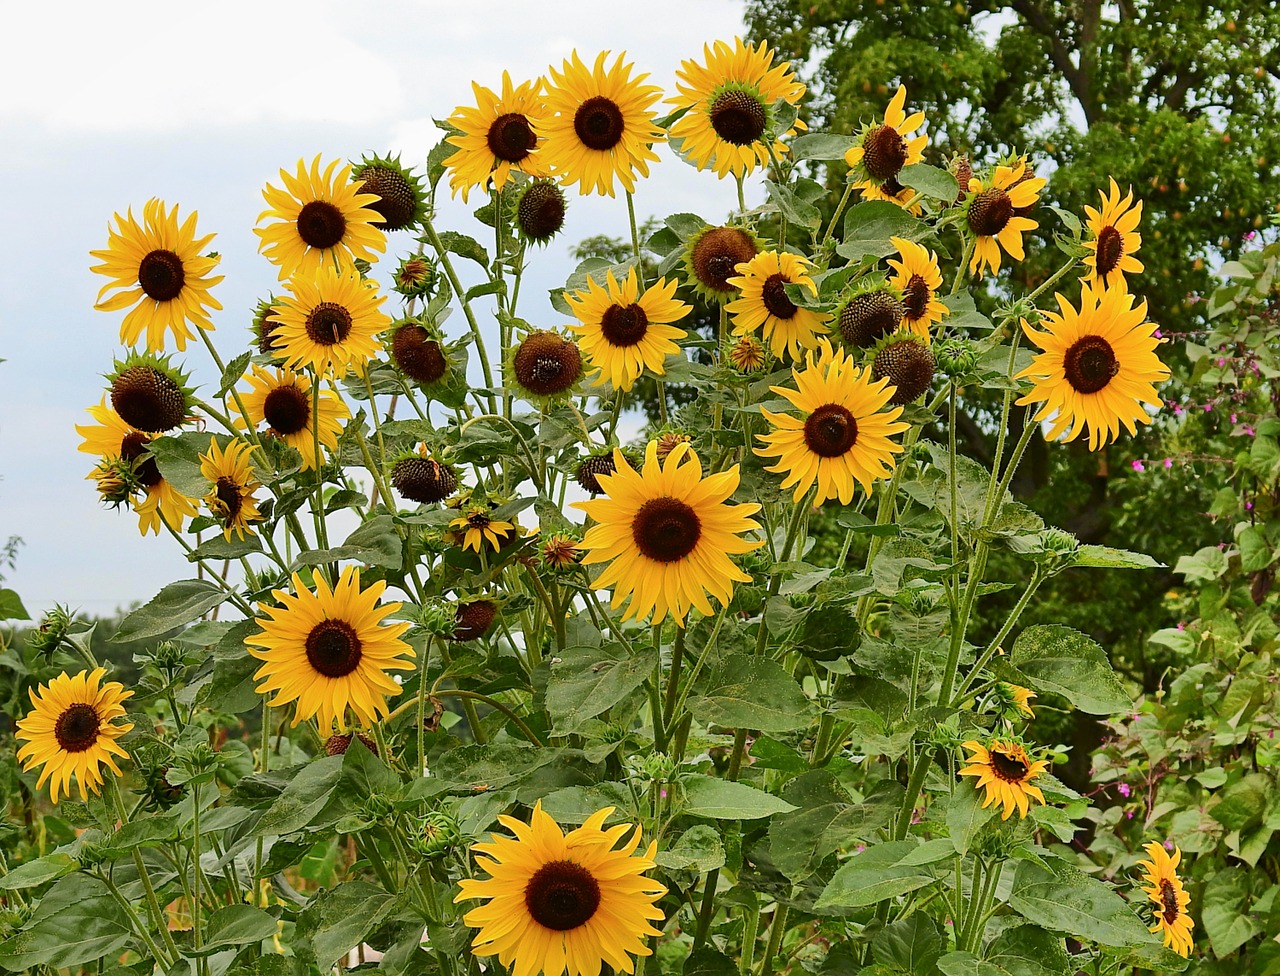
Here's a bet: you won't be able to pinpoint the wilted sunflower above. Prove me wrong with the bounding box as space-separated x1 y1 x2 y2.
445 72 550 203
107 352 193 434
1082 178 1144 290
887 236 947 341
726 250 830 362
456 802 666 976
507 330 583 405
255 155 387 281
965 159 1045 277
573 441 762 626
232 365 349 471
1138 842 1194 957
728 335 767 372
199 437 263 541
1016 286 1169 450
539 50 665 197
565 268 690 392
756 340 909 505
667 36 806 179
450 505 518 553
845 86 927 211
958 739 1049 820
16 668 133 804
90 198 224 353
246 567 414 733
271 266 391 377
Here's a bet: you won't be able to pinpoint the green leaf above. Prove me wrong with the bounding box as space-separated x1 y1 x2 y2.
0 875 131 970
146 432 213 499
1073 545 1162 570
664 212 707 240
947 779 996 855
1174 546 1229 582
941 292 995 332
986 924 1072 976
689 655 816 732
789 133 859 161
296 880 397 970
1239 525 1273 572
546 641 655 735
769 778 902 881
190 533 262 560
1209 773 1270 830
218 351 253 399
815 840 952 910
112 579 226 642
872 914 945 973
765 179 822 232
0 589 29 621
1007 625 1131 715
436 230 490 270
899 163 959 201
679 775 796 820
654 826 726 873
936 951 1010 976
0 852 78 890
1201 868 1260 958
254 756 346 836
1007 858 1154 947
684 947 737 976
297 514 402 571
837 201 932 261
198 905 279 953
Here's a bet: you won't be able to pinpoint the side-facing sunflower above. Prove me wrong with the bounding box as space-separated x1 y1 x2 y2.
958 738 1050 820
444 72 549 203
90 198 224 353
755 339 909 505
1082 178 1144 290
886 236 947 341
199 437 263 541
539 51 665 197
246 567 414 733
232 365 350 471
725 250 831 362
965 159 1046 277
845 86 927 212
271 266 391 378
16 668 133 804
255 155 387 281
456 802 666 976
573 441 762 626
682 224 761 305
1016 285 1169 450
667 36 806 179
564 268 691 392
1137 842 1194 957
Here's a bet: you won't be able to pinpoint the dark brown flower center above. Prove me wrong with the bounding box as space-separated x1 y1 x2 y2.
453 600 497 642
513 332 581 396
263 383 311 436
1063 335 1119 395
761 273 798 320
54 703 101 753
691 227 758 293
1159 878 1180 924
516 182 567 241
121 432 162 488
968 188 1014 237
305 302 354 347
872 338 935 406
213 478 243 520
709 89 767 146
600 303 649 347
296 200 347 250
862 124 908 181
305 619 363 678
803 404 859 457
990 748 1029 782
487 113 537 163
838 290 903 348
111 365 187 433
632 497 701 563
356 166 417 231
574 96 625 151
392 324 448 384
902 274 931 321
392 457 456 504
524 860 602 931
576 454 618 495
138 249 186 302
325 731 379 756
1095 225 1124 280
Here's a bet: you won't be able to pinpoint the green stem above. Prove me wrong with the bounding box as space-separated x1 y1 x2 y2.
956 570 1043 701
668 608 728 733
416 638 434 773
661 627 686 732
740 902 760 976
422 216 497 413
758 905 790 976
626 191 644 284
98 870 174 969
432 689 544 745
191 781 205 952
309 375 331 578
822 183 855 246
950 239 976 295
109 780 180 963
458 414 545 492
649 626 667 748
755 488 816 655
894 749 932 840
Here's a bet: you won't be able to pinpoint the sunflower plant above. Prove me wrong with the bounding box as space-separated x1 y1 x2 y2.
1 35 1203 976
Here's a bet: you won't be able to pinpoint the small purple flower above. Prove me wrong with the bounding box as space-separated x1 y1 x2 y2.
1173 404 1184 417
1244 425 1256 437
1126 810 1134 819
856 844 866 853
1154 328 1164 338
1245 230 1258 241
1205 404 1213 412
1177 622 1185 631
1218 358 1227 367
1132 460 1145 472
1118 783 1132 797
1246 501 1254 511
660 788 668 799
1164 840 1175 851
1163 458 1173 469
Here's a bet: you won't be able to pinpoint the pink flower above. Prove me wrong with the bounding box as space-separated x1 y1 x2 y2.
1118 783 1131 797
1164 840 1175 851
1132 460 1146 472
1246 501 1254 511
1163 458 1173 469
1244 425 1256 437
1154 328 1164 338
1177 622 1185 630
1231 413 1238 423
1173 404 1184 416
1126 810 1134 819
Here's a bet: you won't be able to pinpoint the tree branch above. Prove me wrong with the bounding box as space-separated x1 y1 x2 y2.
1006 0 1101 125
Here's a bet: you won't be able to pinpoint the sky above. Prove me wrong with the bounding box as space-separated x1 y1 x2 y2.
0 0 763 616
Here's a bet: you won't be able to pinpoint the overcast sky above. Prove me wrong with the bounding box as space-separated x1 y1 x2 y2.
0 0 769 616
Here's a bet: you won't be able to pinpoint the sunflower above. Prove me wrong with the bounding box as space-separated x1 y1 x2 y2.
450 505 519 553
90 199 224 353
444 72 550 203
886 236 947 341
756 340 909 505
271 266 391 378
573 441 762 626
539 51 665 197
958 739 1049 820
134 480 200 537
667 37 806 179
965 159 1045 277
1016 286 1169 450
456 802 666 976
845 86 927 212
995 682 1037 719
507 330 584 405
16 668 133 804
725 251 831 362
1138 842 1194 957
1082 178 1144 290
246 567 414 733
232 365 350 470
683 224 762 305
254 155 387 281
199 437 263 541
564 268 691 391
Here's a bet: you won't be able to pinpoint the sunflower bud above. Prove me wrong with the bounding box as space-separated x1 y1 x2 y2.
935 338 979 378
352 154 427 232
393 256 439 300
415 810 461 859
28 605 74 656
512 180 568 244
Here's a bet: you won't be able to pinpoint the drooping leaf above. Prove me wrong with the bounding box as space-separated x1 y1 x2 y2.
947 778 996 855
0 875 131 970
197 905 280 953
689 655 816 732
295 881 398 970
112 579 227 643
1007 858 1154 947
546 641 655 735
678 775 796 820
1006 625 1131 715
815 839 953 910
838 201 933 261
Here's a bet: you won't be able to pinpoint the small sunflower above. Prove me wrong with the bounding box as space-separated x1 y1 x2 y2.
958 739 1050 820
667 37 806 179
389 321 450 386
728 335 767 372
1016 286 1169 450
232 365 350 471
507 330 584 405
255 155 387 281
756 339 909 505
271 266 391 378
16 668 133 804
565 268 691 392
886 236 947 341
845 86 927 211
683 224 762 304
1138 842 1194 957
90 198 224 353
726 250 831 362
539 51 665 197
573 441 762 626
965 159 1046 277
994 682 1037 719
199 437 263 541
542 534 582 568
106 352 193 434
246 567 414 733
1082 178 1144 290
450 506 518 553
455 802 666 976
445 72 550 203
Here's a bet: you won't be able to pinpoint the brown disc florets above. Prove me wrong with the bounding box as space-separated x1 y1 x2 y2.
110 364 188 433
576 453 618 495
632 497 701 563
138 249 186 302
325 731 379 756
305 302 354 347
392 456 457 505
709 88 767 146
253 299 284 353
872 336 936 405
600 303 648 347
574 96 625 151
515 181 568 242
901 275 932 322
512 331 581 398
524 860 602 931
453 600 498 642
952 154 973 206
391 323 448 384
760 273 799 321
803 404 859 457
989 747 1030 782
263 383 311 436
54 703 101 753
838 290 904 348
1095 226 1124 279
862 124 908 181
296 200 347 250
968 188 1014 237
488 113 537 163
305 620 363 678
689 226 758 296
1063 335 1119 394
353 163 419 231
